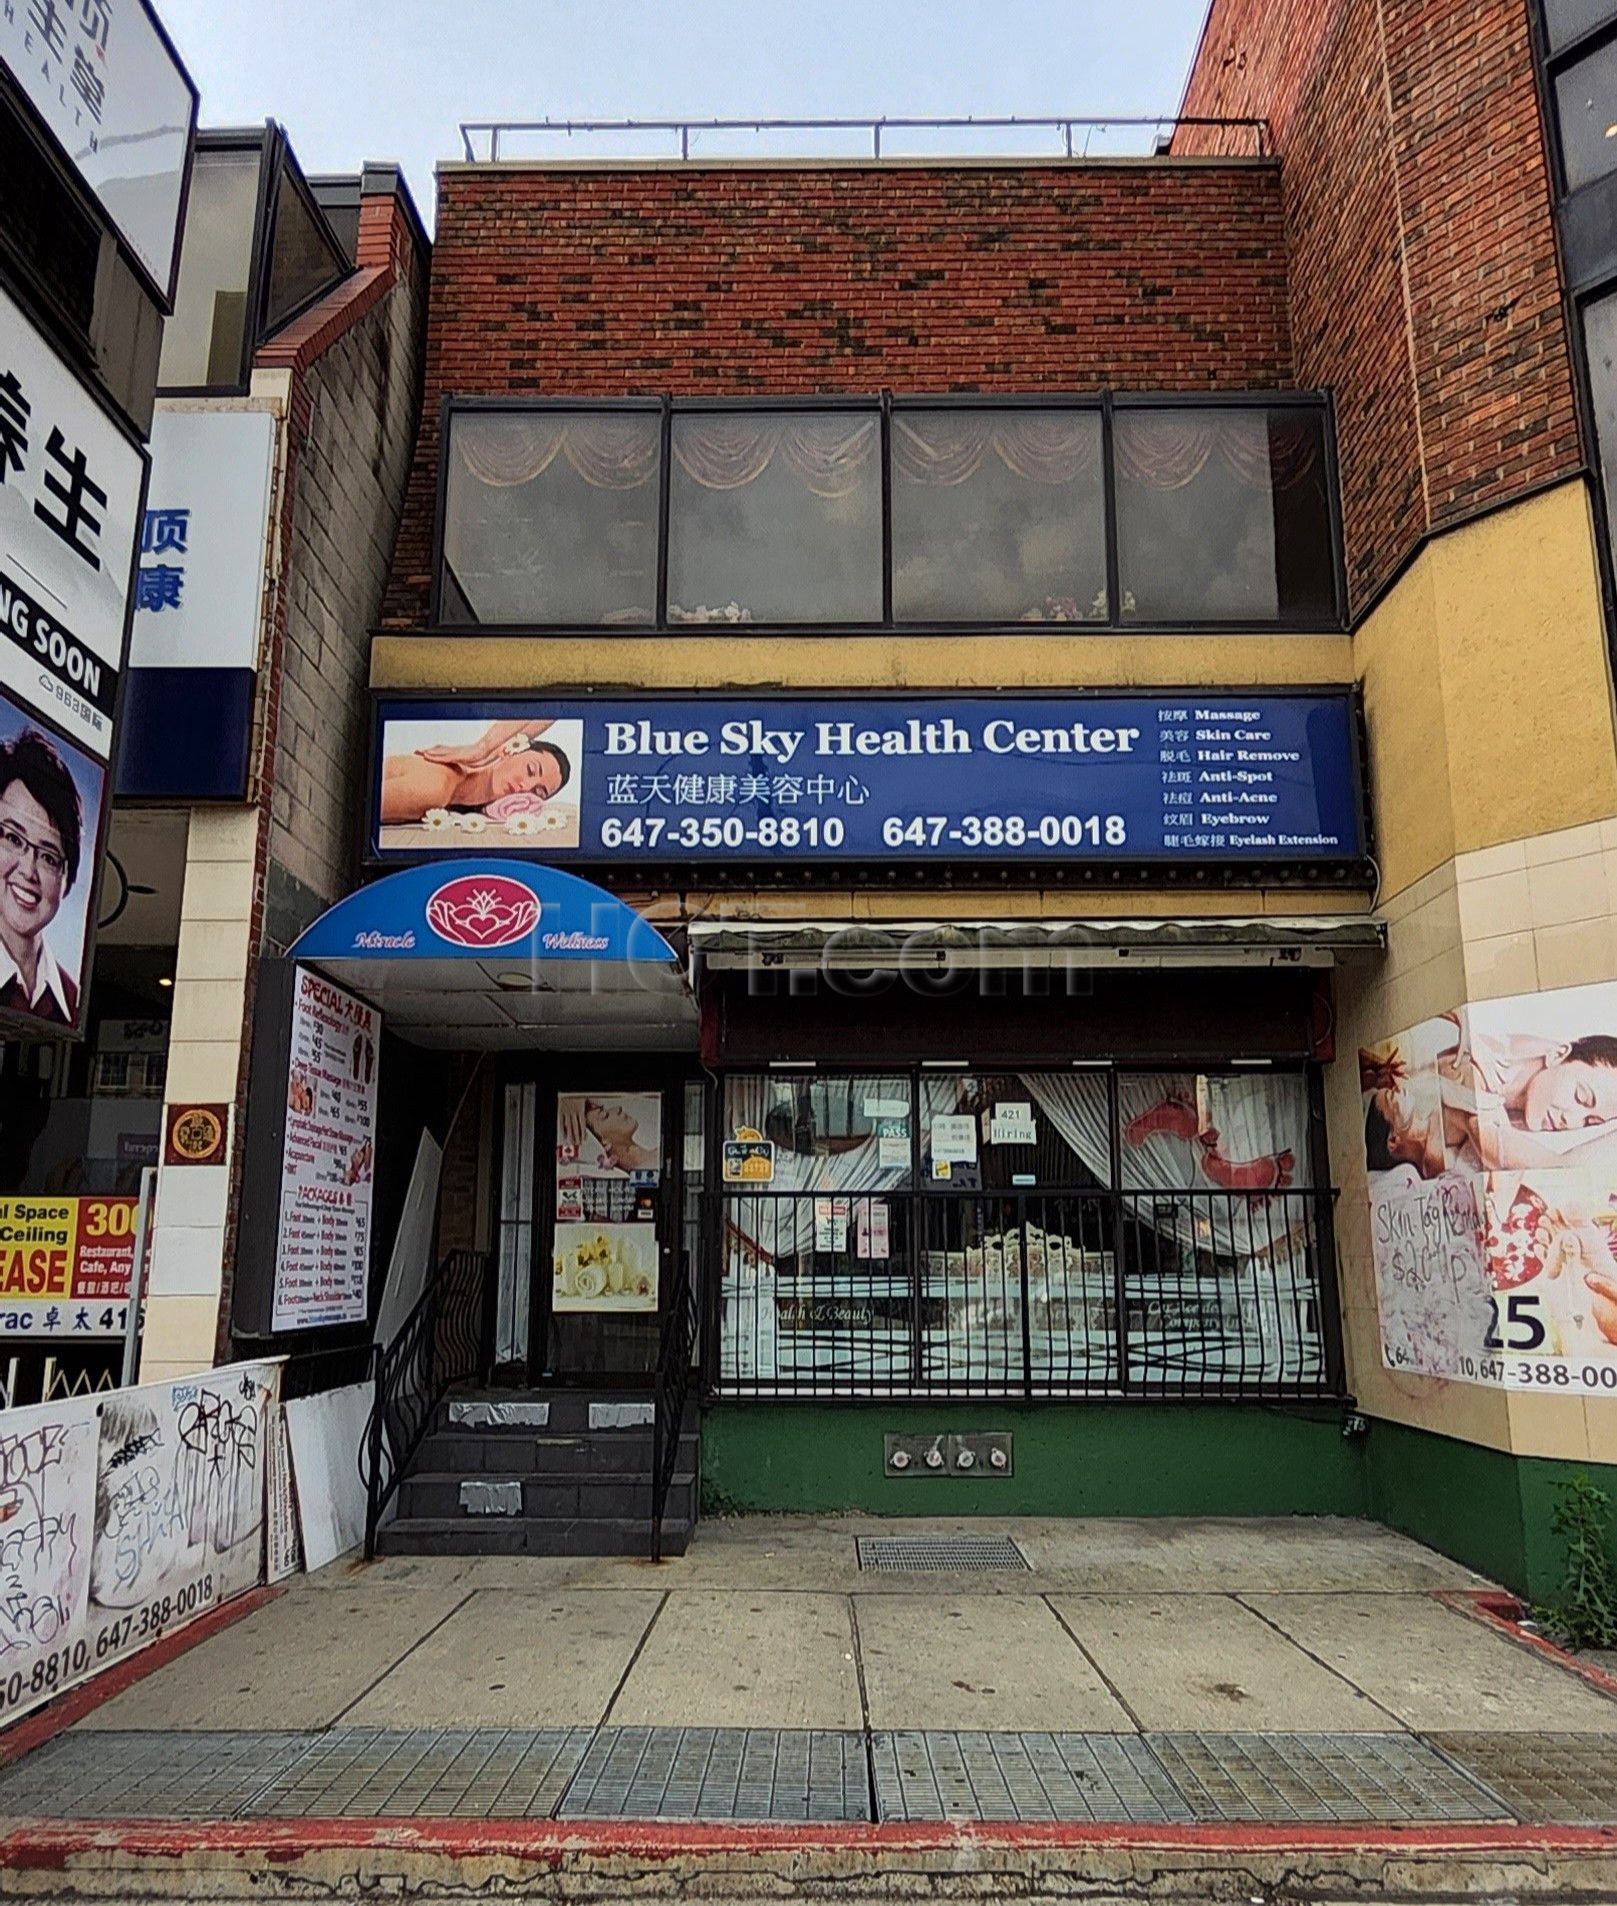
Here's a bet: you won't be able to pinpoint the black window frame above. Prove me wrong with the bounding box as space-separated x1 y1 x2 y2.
699 1057 1344 1404
156 124 351 400
428 388 1347 637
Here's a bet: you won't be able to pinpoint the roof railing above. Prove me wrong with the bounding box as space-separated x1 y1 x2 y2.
456 114 1270 165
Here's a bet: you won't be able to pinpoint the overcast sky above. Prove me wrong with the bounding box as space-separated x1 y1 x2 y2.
156 0 1213 222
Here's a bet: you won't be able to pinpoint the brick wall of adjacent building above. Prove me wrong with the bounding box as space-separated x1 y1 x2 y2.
383 160 1293 625
261 230 428 949
1178 0 1581 612
214 182 428 1360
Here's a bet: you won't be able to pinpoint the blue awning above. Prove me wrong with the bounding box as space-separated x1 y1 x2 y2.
289 861 693 1051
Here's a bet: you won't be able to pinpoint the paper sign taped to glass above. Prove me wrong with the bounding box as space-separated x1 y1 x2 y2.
1361 980 1617 1394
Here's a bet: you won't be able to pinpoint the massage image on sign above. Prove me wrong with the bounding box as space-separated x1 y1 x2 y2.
376 716 583 851
1361 980 1617 1392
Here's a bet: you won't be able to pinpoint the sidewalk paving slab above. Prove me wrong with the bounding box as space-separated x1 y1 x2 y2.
1244 1591 1617 1731
1051 1592 1399 1732
856 1594 1131 1731
610 1591 862 1730
340 1589 664 1729
75 1583 472 1732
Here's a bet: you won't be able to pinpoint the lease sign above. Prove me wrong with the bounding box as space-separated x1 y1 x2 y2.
0 1196 138 1337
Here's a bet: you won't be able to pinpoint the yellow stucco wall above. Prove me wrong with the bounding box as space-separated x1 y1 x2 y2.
370 631 1353 694
1360 480 1617 903
1334 478 1617 1465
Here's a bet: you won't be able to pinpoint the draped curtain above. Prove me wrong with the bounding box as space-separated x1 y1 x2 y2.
1112 411 1321 493
890 414 1101 486
453 407 1320 498
455 414 661 490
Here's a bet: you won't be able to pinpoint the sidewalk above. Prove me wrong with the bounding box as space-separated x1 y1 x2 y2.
6 1516 1617 1896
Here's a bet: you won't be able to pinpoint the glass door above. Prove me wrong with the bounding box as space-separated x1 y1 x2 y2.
538 1079 676 1381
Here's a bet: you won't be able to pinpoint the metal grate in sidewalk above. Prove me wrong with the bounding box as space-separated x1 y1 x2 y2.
558 1728 869 1821
0 1730 317 1820
0 1726 1578 1824
1148 1732 1509 1823
872 1730 1189 1823
1429 1732 1617 1824
856 1535 1030 1573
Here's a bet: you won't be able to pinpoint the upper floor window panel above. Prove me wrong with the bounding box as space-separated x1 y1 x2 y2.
666 409 883 624
1112 405 1336 624
441 408 663 626
891 408 1107 623
429 394 1343 632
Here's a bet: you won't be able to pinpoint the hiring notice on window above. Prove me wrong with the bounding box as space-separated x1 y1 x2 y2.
272 969 379 1331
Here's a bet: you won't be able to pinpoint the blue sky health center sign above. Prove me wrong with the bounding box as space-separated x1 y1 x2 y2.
371 694 1364 867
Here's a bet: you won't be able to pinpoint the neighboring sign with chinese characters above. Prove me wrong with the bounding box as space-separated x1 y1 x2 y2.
130 409 274 668
0 284 143 762
371 694 1365 868
120 408 274 798
271 969 379 1333
0 1193 137 1337
1 0 198 300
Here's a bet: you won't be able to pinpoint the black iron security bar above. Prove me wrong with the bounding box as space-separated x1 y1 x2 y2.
457 115 1271 163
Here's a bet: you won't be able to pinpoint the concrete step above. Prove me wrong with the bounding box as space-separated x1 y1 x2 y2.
411 1427 699 1476
397 1469 697 1523
436 1390 692 1437
375 1514 694 1558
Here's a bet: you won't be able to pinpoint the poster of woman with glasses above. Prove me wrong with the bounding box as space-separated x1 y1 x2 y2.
0 692 104 1034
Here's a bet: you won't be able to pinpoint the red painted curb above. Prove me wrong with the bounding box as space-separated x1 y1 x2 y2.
0 1586 285 1768
1436 1588 1617 1701
1 1817 1616 1868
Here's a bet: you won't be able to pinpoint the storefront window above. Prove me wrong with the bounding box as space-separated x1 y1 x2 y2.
667 410 883 624
441 409 662 626
715 1065 1329 1398
1584 291 1617 569
890 409 1107 622
1113 406 1337 624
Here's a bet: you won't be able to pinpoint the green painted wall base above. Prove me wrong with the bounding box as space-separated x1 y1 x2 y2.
1363 1416 1617 1604
700 1402 1617 1606
700 1402 1365 1521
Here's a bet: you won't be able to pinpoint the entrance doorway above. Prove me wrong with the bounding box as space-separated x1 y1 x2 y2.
493 1062 701 1385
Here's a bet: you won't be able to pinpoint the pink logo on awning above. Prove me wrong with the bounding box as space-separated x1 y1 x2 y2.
426 875 541 949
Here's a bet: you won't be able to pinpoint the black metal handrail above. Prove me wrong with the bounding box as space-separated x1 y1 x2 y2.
361 1248 489 1557
650 1255 699 1563
709 1186 1341 1401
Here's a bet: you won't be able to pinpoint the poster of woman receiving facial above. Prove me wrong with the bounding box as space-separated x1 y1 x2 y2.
1361 979 1617 1395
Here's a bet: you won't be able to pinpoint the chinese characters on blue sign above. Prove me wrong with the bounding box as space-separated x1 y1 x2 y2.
372 694 1365 867
137 506 189 611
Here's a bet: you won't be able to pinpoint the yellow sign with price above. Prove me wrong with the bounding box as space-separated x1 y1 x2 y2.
0 1195 138 1337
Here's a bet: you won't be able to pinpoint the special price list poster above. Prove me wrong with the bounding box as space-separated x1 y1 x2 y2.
272 970 380 1331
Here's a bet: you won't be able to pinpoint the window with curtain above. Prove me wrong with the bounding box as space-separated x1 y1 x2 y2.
891 409 1107 622
714 1066 1328 1398
1112 407 1336 623
441 410 662 626
666 410 882 623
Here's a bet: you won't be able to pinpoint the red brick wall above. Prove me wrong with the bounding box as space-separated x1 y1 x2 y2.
383 161 1294 625
1180 0 1579 612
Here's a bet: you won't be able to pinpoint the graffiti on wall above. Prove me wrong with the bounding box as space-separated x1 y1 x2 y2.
0 1360 280 1727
